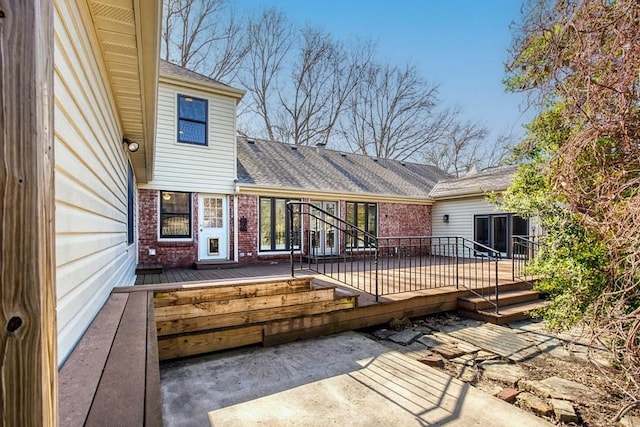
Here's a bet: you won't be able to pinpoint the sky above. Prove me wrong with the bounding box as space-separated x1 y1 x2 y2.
235 0 534 143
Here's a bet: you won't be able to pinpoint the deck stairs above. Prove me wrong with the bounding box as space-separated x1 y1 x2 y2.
153 276 359 360
457 281 550 325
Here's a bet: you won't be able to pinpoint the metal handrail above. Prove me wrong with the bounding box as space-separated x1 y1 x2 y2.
287 202 503 310
512 235 544 281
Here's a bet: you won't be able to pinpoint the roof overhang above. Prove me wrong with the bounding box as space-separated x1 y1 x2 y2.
236 184 434 205
430 190 504 201
87 0 161 183
159 74 245 100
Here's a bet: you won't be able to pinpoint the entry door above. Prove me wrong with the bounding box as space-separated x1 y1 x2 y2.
198 195 228 260
310 201 339 256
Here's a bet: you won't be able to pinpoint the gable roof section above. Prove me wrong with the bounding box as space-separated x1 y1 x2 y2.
159 60 245 99
429 166 516 200
236 137 448 202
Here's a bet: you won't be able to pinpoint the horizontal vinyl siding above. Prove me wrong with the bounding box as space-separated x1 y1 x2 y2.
54 0 136 365
431 197 505 257
140 83 237 193
431 197 505 241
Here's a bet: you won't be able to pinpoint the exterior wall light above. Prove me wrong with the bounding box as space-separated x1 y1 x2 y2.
443 214 449 223
122 137 140 152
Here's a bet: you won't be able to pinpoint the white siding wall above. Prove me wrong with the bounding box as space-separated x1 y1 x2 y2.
54 0 136 364
431 196 540 257
431 197 504 242
140 83 237 193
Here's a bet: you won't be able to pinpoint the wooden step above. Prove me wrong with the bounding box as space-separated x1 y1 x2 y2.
457 289 541 311
135 263 163 275
155 287 337 322
156 296 357 336
193 260 240 270
154 277 313 307
458 299 551 325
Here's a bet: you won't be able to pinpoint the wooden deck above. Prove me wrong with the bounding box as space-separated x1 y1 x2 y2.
135 258 519 303
126 259 532 360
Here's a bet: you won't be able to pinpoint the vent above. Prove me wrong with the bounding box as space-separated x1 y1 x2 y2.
103 42 137 57
91 2 135 23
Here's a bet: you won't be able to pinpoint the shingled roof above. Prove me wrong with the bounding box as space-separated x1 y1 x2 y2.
236 137 449 199
159 60 231 87
429 166 516 199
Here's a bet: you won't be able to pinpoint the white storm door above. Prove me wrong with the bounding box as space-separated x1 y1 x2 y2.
198 195 228 260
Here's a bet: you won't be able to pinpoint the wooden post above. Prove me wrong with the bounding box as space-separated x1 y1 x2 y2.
0 1 57 426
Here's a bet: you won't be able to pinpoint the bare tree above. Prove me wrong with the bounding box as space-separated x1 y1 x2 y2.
340 62 445 161
241 8 294 141
275 29 374 146
422 112 491 176
162 0 247 82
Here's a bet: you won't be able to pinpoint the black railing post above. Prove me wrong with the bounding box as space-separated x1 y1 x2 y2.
375 245 379 302
495 257 499 314
455 237 460 289
289 203 295 278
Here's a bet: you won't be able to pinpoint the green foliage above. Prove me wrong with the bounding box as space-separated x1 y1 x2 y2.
498 104 610 332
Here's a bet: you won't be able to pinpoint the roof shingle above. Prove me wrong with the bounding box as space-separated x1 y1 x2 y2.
429 167 516 199
236 137 449 198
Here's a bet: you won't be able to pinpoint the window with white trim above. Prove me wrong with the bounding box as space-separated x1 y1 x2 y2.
160 191 192 238
177 94 208 146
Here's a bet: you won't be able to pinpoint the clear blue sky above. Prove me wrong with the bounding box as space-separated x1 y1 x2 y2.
236 0 533 142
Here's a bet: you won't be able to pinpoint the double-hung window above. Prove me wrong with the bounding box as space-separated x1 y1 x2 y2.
259 197 301 251
345 202 377 248
160 191 192 238
177 94 208 146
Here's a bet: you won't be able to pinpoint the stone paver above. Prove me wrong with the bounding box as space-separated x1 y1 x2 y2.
479 361 528 386
456 365 476 383
450 354 475 366
418 356 444 368
372 329 396 340
550 398 579 423
387 329 422 345
431 344 466 359
540 376 601 401
516 392 553 417
518 380 556 399
416 334 445 348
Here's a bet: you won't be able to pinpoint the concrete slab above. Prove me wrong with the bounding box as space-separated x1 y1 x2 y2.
209 348 550 426
161 332 552 426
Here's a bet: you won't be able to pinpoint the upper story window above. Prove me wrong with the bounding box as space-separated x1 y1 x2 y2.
160 191 192 239
177 94 208 146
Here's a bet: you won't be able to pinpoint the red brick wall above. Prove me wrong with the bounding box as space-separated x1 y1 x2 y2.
378 203 432 237
237 194 259 262
138 189 198 267
235 196 432 263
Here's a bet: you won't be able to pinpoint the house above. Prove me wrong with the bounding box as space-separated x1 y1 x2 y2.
430 167 536 258
3 2 529 421
137 60 244 267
